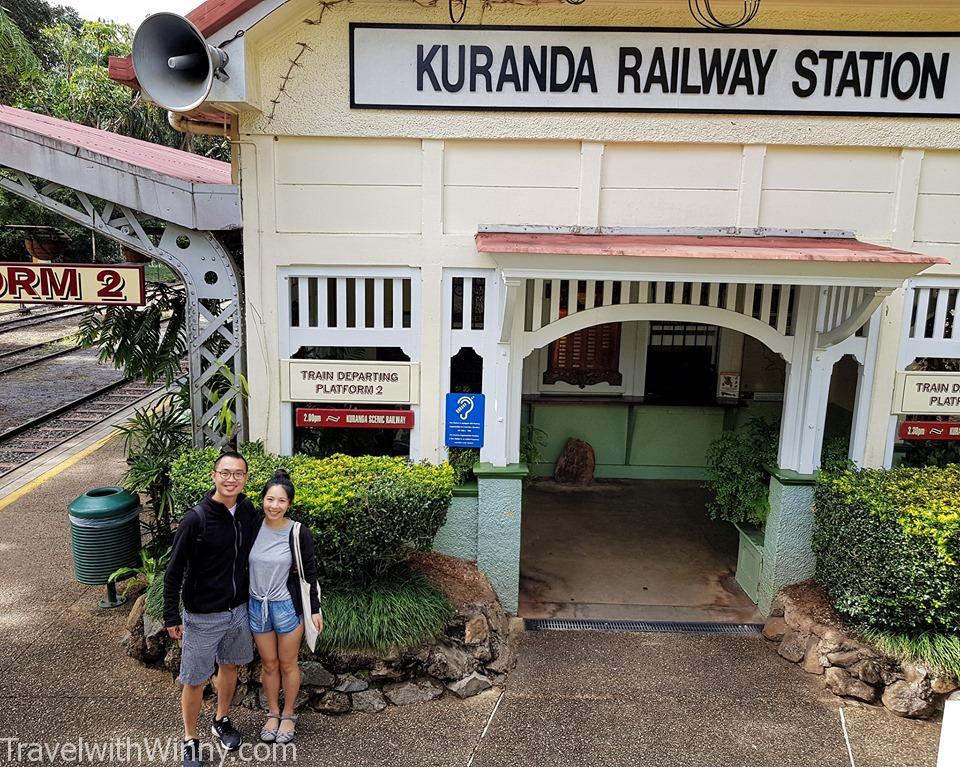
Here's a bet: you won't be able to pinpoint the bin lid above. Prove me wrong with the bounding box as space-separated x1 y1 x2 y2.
68 487 141 519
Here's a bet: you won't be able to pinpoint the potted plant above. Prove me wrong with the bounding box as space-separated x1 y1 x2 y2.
704 417 779 603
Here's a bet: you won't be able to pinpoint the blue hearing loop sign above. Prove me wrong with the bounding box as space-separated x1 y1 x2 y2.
445 393 485 448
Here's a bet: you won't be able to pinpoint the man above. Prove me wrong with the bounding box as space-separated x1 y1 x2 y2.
164 451 258 767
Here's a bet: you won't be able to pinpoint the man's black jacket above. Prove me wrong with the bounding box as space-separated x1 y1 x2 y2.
163 491 258 628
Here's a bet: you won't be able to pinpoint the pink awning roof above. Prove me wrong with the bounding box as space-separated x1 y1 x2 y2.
475 232 946 266
0 105 230 186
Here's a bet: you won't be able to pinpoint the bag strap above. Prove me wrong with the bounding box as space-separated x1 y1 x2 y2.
291 521 306 582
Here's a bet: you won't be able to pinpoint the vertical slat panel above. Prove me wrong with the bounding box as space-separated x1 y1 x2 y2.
723 284 737 310
951 290 960 340
655 282 666 303
336 278 347 328
355 278 367 328
585 280 596 310
934 288 949 341
373 278 384 329
567 280 579 316
776 285 790 335
602 280 613 307
690 283 702 306
708 283 720 307
913 288 930 338
392 278 403 329
637 282 648 304
621 281 632 304
464 277 474 330
316 277 328 328
532 280 544 331
760 284 773 326
672 282 684 304
743 284 756 317
297 276 309 327
550 279 561 323
845 286 857 322
833 287 847 327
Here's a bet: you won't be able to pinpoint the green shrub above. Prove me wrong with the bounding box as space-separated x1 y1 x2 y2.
813 466 960 633
170 446 453 584
705 417 779 528
145 571 165 621
447 447 479 485
858 628 960 680
315 567 453 653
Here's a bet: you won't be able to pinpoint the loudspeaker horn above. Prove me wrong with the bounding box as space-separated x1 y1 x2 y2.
132 12 229 113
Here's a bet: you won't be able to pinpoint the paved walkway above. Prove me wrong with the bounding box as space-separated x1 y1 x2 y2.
0 439 942 766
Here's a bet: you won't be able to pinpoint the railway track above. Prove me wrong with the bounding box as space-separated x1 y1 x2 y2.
0 305 92 335
0 334 80 375
0 378 164 477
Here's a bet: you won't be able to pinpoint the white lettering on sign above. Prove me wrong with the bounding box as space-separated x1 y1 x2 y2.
893 372 960 415
351 25 960 116
283 360 420 404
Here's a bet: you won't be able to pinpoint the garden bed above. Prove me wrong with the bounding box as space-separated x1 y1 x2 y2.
763 581 958 719
121 551 520 713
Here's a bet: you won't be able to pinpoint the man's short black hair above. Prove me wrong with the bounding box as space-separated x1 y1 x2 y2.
214 450 248 471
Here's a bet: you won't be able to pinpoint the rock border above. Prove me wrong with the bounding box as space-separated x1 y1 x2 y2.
763 583 957 720
122 556 520 715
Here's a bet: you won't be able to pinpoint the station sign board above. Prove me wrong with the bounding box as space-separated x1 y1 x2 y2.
282 360 420 404
296 408 415 429
444 393 485 448
0 262 145 305
351 25 960 116
893 372 960 415
899 420 960 441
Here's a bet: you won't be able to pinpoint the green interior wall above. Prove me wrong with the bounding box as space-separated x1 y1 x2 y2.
527 401 775 480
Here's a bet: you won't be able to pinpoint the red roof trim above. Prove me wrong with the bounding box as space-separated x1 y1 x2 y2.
475 232 947 265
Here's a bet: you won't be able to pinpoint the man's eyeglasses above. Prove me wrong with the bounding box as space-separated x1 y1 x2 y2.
215 470 247 480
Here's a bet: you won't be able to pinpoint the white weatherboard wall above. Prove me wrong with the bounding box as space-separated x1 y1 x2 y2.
236 2 960 460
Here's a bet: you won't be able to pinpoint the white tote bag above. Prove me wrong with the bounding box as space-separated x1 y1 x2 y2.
292 522 322 652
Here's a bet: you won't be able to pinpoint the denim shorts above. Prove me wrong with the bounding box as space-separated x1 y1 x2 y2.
248 596 302 635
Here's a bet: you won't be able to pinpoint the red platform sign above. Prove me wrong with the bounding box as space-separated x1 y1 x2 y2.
296 408 415 429
899 421 960 440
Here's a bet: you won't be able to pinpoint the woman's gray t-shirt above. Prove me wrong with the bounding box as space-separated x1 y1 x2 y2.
249 520 293 605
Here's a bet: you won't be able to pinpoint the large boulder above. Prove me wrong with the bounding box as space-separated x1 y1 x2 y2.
824 667 877 703
882 680 937 719
554 438 596 485
382 678 444 706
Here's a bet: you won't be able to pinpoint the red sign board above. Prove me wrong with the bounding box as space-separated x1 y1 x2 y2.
0 262 145 305
296 408 415 429
899 421 960 440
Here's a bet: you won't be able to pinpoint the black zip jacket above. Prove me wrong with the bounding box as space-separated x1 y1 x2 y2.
251 517 322 617
163 492 258 628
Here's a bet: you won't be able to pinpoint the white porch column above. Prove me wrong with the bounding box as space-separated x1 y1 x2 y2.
849 312 882 467
484 277 524 467
861 288 907 468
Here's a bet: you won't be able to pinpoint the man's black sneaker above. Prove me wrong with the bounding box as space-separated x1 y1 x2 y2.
183 739 203 767
211 716 243 751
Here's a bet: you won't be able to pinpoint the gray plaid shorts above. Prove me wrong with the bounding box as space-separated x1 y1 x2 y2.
178 604 254 686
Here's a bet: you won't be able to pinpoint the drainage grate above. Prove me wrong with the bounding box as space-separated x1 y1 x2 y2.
524 618 763 635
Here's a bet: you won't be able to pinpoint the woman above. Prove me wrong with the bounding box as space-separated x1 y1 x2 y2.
248 468 323 744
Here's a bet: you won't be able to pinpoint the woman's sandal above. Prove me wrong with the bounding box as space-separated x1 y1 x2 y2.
276 714 298 745
260 711 281 743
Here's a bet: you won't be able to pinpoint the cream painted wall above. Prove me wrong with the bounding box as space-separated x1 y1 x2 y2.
235 0 960 457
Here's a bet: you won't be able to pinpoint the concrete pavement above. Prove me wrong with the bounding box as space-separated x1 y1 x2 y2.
0 437 942 766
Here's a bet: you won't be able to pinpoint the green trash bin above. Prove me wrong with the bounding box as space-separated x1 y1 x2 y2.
68 487 141 608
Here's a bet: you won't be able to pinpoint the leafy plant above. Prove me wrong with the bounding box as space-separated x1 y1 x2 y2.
206 362 249 445
171 446 453 584
859 628 960 681
814 465 960 632
77 282 187 386
109 545 171 586
520 424 548 466
447 447 479 485
705 417 779 528
119 391 191 547
314 567 453 653
144 570 166 621
821 435 853 472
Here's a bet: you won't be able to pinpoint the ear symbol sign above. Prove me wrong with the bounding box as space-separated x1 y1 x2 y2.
456 395 474 421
